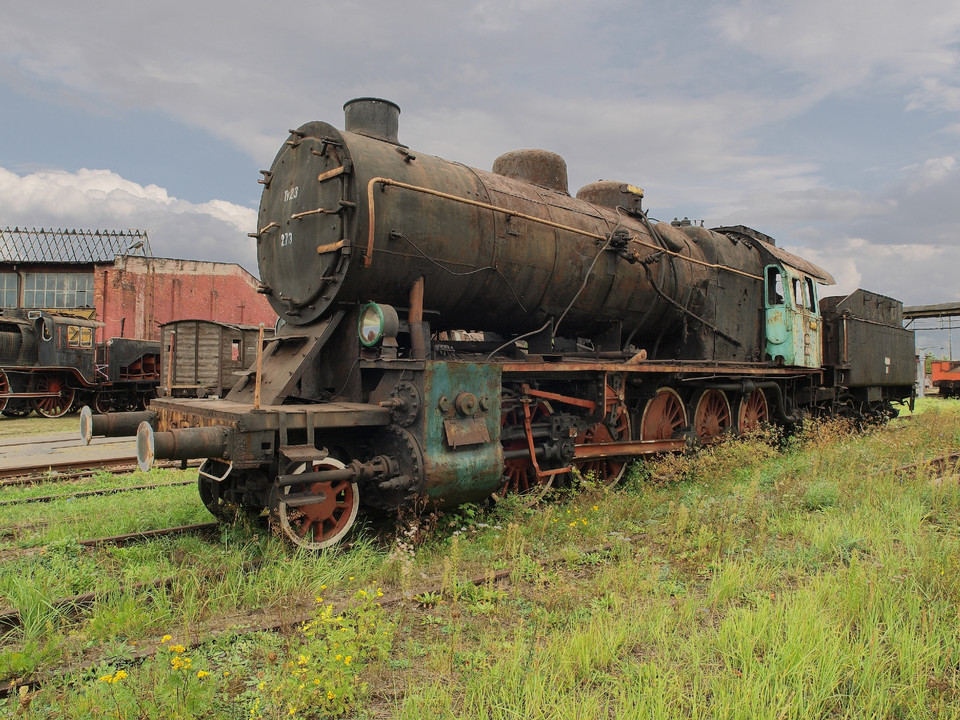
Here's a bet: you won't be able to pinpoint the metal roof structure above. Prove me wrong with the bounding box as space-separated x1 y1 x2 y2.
0 227 152 264
904 302 960 321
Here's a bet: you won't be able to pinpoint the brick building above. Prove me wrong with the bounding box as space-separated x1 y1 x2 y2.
0 227 276 342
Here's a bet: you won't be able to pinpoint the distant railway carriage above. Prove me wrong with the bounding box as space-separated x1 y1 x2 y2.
931 360 960 398
0 310 159 417
160 320 274 398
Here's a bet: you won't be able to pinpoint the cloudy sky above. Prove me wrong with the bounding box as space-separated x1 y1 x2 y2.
2 1 959 349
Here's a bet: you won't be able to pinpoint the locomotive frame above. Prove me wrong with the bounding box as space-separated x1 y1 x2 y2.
85 98 915 550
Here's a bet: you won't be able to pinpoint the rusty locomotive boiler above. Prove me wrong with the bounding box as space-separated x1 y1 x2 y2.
83 98 916 549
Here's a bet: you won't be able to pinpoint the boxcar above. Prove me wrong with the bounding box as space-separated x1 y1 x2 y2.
159 320 274 398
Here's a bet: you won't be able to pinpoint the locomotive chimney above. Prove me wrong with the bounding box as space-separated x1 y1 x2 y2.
343 97 401 145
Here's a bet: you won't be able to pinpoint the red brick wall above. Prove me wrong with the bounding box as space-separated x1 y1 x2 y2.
94 256 276 341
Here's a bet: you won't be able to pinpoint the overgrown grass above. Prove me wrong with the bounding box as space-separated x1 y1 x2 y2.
3 401 960 718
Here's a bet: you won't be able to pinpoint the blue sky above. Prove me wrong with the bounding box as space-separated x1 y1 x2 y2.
1 0 959 350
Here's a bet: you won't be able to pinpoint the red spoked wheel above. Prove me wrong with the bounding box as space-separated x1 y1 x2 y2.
500 400 553 496
693 389 731 443
640 388 688 441
737 389 769 434
574 409 631 485
32 375 75 418
0 370 8 414
274 458 358 550
92 392 112 414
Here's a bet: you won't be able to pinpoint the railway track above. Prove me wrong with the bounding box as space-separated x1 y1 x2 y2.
0 522 219 562
0 479 195 507
0 459 200 486
0 542 623 699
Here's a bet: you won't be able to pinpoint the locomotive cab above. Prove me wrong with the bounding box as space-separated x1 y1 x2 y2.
763 264 823 368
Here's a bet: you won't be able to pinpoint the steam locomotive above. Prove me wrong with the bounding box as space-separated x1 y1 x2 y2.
84 98 915 549
0 310 159 417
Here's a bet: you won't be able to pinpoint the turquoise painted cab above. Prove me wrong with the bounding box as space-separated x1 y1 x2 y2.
764 264 823 368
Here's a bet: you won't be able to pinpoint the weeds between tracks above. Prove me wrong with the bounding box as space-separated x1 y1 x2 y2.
3 399 960 718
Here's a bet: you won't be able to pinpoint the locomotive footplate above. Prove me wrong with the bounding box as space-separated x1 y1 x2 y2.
119 396 391 470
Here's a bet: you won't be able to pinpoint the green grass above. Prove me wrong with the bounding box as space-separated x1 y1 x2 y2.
3 403 960 718
0 414 78 439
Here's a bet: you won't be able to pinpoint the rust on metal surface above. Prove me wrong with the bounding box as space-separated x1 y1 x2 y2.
316 239 347 254
442 417 491 448
523 384 597 412
573 438 687 459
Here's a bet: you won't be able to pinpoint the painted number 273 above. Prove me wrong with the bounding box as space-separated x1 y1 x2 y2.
280 233 294 247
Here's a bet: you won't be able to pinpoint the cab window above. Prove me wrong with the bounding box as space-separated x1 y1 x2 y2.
766 267 784 305
804 277 817 312
791 278 802 308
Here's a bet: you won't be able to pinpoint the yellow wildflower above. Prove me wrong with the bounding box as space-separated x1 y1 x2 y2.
344 656 352 665
327 691 335 700
161 635 172 643
197 670 209 679
169 644 186 654
114 670 127 681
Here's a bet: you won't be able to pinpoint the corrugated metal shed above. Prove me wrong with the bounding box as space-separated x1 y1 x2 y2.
0 227 152 264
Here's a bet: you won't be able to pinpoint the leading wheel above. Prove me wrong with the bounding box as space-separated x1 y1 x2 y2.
33 375 75 418
92 392 112 414
737 389 769 434
640 388 688 441
273 458 359 550
693 389 731 443
198 464 266 523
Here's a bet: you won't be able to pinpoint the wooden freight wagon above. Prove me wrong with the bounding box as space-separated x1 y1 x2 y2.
160 320 274 398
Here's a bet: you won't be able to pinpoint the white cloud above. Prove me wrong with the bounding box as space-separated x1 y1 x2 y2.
902 156 957 194
713 0 960 93
0 167 258 272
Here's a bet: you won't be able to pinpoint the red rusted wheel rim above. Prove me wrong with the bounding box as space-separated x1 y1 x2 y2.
278 458 359 550
92 392 112 414
640 388 687 441
575 408 631 485
694 389 731 443
0 370 8 414
33 375 75 418
737 389 769 434
500 400 552 496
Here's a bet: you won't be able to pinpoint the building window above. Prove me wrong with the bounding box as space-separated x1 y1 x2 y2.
22 272 93 309
0 273 16 308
